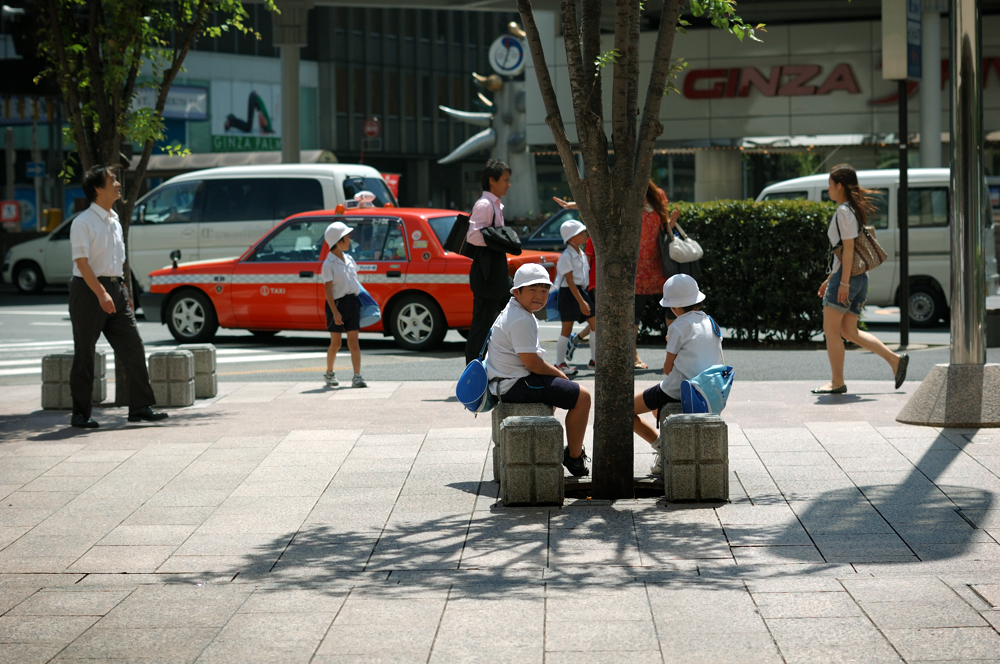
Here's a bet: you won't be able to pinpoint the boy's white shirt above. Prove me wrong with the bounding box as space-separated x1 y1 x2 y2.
660 310 725 399
555 245 589 289
321 252 362 300
485 297 546 395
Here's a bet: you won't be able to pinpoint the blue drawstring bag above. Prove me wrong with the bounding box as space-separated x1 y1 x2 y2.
681 365 735 415
456 330 497 415
545 289 560 321
358 285 381 328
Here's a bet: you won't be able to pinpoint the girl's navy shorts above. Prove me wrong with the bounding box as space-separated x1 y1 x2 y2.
326 293 361 332
558 286 593 323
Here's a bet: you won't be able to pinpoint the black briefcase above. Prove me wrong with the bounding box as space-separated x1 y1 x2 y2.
443 214 471 255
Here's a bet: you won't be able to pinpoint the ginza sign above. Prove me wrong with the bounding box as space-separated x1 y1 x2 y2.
682 64 860 99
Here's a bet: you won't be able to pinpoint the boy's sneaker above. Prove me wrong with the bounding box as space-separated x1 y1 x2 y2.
352 374 368 388
324 371 339 387
566 334 581 361
563 446 590 477
650 441 664 475
555 362 578 377
588 359 596 369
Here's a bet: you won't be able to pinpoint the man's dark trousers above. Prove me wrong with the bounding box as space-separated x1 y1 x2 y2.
69 277 156 418
465 245 511 363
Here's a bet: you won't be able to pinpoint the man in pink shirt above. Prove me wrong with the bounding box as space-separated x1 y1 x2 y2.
464 159 512 363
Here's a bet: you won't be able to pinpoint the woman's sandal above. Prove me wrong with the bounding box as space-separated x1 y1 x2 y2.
811 384 847 394
894 354 910 389
634 360 648 370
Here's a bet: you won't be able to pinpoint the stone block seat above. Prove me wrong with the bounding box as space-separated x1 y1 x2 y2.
41 350 106 410
148 350 196 407
659 410 729 502
490 401 555 482
499 415 565 506
177 343 218 398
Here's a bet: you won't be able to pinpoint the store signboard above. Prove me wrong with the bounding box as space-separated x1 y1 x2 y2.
210 81 282 152
132 85 208 121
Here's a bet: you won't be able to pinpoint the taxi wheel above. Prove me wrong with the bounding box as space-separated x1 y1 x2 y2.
390 294 447 351
166 290 219 343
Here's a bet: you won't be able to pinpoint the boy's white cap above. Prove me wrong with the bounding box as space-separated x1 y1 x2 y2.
659 274 706 308
560 219 587 243
510 263 552 294
325 221 353 247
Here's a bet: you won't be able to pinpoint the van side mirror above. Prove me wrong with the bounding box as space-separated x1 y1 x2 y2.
137 205 146 223
170 249 181 269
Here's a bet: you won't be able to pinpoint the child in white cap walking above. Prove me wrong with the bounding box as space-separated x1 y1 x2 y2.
486 263 592 477
554 219 596 376
322 221 367 388
633 274 724 472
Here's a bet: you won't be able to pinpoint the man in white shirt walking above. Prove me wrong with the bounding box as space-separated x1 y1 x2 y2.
68 165 166 428
464 158 512 363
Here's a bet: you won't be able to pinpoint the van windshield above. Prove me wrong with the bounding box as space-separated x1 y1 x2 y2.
343 176 398 207
762 191 808 201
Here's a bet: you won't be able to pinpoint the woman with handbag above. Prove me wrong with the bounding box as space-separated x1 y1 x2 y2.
634 182 680 369
813 164 908 394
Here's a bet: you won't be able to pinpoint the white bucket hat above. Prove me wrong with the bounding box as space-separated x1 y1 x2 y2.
560 219 587 243
510 263 553 294
659 274 706 308
325 221 353 248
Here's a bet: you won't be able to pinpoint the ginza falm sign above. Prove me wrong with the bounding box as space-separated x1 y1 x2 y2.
682 64 860 99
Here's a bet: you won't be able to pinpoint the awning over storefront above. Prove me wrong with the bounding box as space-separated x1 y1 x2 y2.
128 149 337 178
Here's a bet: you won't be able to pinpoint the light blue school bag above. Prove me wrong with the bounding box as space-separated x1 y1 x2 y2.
544 288 560 321
358 285 381 328
680 364 735 415
456 330 498 415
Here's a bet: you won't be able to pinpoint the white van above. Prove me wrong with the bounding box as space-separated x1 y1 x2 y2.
756 168 1000 326
2 164 396 295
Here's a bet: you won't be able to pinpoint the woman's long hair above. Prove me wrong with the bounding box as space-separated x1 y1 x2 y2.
829 163 875 227
645 181 670 228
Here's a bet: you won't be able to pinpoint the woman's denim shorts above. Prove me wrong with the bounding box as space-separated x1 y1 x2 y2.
823 268 868 317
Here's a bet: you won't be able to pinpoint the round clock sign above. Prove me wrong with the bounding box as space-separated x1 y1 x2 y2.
488 35 526 77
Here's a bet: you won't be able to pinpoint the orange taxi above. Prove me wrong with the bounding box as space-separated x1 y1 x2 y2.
142 208 560 351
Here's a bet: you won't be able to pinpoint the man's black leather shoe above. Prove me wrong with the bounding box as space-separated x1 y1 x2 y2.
127 406 169 423
71 413 99 429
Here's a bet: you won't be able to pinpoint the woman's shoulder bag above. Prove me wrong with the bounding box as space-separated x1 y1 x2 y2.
832 206 888 276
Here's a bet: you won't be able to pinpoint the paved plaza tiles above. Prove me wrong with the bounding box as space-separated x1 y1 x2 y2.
0 378 998 663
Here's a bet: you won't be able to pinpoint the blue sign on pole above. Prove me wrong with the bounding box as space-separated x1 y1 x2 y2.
26 161 45 178
907 0 922 79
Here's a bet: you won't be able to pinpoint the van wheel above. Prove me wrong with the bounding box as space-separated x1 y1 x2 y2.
14 262 44 294
390 294 447 351
166 290 219 343
909 284 947 327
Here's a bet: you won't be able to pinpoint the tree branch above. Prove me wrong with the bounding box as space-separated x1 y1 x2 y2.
611 0 639 196
580 0 603 122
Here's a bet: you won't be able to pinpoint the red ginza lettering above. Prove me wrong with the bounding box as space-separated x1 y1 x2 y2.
683 63 860 99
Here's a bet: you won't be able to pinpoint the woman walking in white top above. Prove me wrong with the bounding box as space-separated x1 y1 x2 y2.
813 164 908 395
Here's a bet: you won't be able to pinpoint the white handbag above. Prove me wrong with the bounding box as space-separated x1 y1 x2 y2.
668 224 703 264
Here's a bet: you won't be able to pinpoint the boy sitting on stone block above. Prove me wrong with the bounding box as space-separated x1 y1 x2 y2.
633 274 724 473
486 264 591 477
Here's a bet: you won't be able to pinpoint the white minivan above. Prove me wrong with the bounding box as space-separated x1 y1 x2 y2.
2 164 395 294
756 168 1000 326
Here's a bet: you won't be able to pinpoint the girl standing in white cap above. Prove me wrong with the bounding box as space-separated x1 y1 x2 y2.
322 221 367 388
554 219 597 376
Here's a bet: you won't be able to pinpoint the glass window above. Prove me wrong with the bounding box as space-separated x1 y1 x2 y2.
201 179 275 222
382 221 407 260
134 182 202 224
50 216 76 241
275 179 325 220
908 188 949 227
427 215 457 247
534 209 580 240
820 188 889 229
343 176 398 207
248 219 327 262
762 190 808 201
343 217 391 261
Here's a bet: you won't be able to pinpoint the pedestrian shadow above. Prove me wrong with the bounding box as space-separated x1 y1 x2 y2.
0 408 224 445
774 430 995 563
812 394 878 404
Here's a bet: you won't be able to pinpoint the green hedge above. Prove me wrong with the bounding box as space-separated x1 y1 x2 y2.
638 199 836 343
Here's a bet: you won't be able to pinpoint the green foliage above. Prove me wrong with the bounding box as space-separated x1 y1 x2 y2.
594 49 622 75
663 58 689 96
638 199 836 343
690 0 765 42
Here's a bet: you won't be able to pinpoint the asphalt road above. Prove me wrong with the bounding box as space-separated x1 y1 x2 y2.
2 286 996 388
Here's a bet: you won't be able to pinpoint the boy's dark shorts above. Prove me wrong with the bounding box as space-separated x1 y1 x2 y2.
326 293 361 332
502 373 580 411
642 384 680 420
558 286 593 323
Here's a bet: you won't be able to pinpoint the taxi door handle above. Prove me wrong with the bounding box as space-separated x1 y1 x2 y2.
387 270 402 278
299 271 314 278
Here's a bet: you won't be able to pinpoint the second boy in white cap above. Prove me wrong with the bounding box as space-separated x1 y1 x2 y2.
554 219 597 376
633 274 724 473
486 263 592 477
322 221 367 388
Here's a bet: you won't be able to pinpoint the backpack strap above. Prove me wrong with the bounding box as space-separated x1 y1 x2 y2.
708 315 721 338
478 328 493 362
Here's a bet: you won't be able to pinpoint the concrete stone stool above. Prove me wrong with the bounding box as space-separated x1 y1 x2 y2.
178 343 217 398
148 350 196 407
41 351 106 410
499 416 565 506
491 402 555 481
661 413 729 502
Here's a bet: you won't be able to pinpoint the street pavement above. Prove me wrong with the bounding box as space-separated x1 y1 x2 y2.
0 372 999 662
